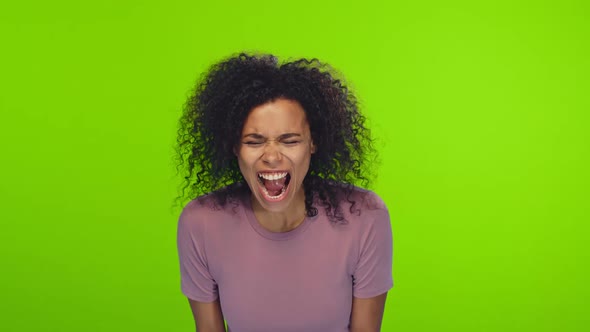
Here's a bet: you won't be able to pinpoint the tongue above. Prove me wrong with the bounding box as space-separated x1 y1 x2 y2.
263 178 287 196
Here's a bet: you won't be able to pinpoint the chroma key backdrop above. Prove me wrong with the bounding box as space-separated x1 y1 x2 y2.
1 0 588 331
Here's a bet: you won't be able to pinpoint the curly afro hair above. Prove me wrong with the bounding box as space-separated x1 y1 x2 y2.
176 53 377 223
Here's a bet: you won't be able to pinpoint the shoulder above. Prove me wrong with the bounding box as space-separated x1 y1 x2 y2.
349 186 387 211
326 183 388 214
178 187 246 231
179 193 217 221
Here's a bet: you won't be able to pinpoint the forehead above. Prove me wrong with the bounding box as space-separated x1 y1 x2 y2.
241 99 309 135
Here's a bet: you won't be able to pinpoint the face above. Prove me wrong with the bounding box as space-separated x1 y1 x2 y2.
236 98 316 214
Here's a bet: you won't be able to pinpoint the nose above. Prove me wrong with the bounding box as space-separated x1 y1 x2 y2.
261 141 282 164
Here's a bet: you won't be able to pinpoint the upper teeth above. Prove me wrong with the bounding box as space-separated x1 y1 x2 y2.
258 172 288 180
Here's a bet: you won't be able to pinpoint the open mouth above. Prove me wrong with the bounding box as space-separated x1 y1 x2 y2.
257 171 291 201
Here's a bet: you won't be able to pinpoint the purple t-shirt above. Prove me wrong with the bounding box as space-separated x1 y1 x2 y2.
177 186 393 332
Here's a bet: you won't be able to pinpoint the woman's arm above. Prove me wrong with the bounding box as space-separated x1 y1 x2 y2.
188 298 226 332
349 292 388 332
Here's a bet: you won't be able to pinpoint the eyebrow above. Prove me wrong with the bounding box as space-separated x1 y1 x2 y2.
242 133 302 140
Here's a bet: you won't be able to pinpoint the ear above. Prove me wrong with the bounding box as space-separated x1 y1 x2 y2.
310 141 317 154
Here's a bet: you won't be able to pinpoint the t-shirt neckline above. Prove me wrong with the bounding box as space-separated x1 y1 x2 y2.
241 194 313 241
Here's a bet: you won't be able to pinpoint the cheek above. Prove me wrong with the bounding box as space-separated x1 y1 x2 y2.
236 153 249 173
291 153 313 173
237 151 258 171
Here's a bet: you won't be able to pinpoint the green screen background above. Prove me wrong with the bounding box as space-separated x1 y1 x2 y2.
1 0 588 331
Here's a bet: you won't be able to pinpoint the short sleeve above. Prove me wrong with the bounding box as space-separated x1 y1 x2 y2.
352 207 394 298
177 201 219 302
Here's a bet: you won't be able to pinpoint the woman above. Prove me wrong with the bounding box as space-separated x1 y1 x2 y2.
176 53 393 332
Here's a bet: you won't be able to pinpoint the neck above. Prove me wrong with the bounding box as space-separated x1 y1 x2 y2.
251 188 307 233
